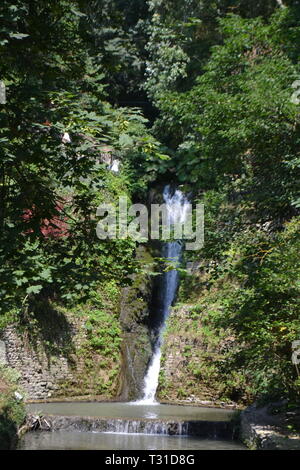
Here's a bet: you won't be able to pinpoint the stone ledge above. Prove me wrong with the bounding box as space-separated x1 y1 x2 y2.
240 404 300 450
26 413 237 438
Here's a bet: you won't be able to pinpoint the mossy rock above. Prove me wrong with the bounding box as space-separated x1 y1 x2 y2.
118 246 154 400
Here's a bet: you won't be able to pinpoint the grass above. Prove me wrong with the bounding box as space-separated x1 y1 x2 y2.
0 366 25 449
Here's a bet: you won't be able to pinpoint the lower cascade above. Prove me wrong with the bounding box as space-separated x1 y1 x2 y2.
138 185 190 404
24 402 238 442
102 419 189 436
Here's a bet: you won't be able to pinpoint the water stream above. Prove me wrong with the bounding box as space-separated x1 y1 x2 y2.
138 185 190 404
22 402 245 450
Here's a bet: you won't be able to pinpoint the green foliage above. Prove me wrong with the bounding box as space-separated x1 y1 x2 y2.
0 365 25 449
78 0 149 103
1 0 300 407
182 217 300 402
161 10 300 402
220 218 300 399
0 0 164 317
144 0 280 109
169 12 300 404
84 309 121 357
157 11 300 216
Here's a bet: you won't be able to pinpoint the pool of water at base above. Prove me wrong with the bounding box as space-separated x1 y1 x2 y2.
26 402 235 421
18 430 246 450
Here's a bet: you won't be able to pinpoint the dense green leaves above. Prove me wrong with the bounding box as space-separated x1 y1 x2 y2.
161 8 300 401
157 11 300 220
0 0 163 315
0 0 299 404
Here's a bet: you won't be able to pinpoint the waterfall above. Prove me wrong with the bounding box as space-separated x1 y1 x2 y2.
102 419 189 435
137 185 189 404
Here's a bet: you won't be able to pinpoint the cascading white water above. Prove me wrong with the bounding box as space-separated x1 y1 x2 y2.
138 185 190 404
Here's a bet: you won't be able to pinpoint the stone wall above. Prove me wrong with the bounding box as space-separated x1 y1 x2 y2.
0 252 154 401
0 305 120 400
0 325 79 400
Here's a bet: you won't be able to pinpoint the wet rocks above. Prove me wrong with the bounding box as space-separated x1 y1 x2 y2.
25 413 236 439
118 247 154 401
240 404 300 450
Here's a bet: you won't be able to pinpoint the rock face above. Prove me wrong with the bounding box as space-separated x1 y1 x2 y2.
118 247 154 401
158 304 237 406
240 404 300 450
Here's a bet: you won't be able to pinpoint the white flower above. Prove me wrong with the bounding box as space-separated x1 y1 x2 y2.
110 159 120 172
14 391 23 401
62 132 71 144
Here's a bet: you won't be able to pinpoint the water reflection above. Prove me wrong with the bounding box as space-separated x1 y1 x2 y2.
19 430 246 451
